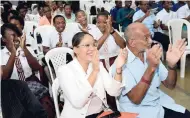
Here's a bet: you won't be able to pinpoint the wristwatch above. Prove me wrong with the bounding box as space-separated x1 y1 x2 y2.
110 30 115 34
168 64 177 70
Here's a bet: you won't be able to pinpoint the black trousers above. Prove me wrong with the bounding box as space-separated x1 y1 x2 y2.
164 107 190 118
153 32 170 51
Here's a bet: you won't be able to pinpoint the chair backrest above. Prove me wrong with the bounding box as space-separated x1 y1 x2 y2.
168 19 189 44
52 78 60 118
45 47 74 81
34 25 55 44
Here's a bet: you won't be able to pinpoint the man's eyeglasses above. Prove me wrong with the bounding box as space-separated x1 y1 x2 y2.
77 42 98 48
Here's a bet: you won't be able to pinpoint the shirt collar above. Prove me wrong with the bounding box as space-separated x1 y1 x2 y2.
125 46 147 64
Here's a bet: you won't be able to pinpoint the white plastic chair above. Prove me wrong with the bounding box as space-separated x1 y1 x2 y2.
52 78 60 118
168 19 190 78
34 25 55 59
45 47 74 82
89 15 97 24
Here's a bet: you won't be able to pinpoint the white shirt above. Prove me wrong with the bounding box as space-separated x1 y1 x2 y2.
62 13 76 23
156 9 177 35
133 10 157 37
57 58 123 118
42 28 69 49
94 30 121 59
177 4 190 19
1 47 37 80
64 23 100 47
110 47 185 118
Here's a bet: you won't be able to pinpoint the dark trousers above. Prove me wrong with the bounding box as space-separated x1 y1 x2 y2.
153 32 170 51
100 56 118 110
164 107 190 118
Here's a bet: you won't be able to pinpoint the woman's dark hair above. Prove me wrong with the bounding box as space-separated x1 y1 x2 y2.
1 23 22 38
9 15 25 27
97 11 109 19
1 11 10 23
10 10 19 16
72 32 93 47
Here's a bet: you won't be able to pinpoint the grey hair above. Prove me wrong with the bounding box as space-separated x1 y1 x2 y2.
124 26 135 43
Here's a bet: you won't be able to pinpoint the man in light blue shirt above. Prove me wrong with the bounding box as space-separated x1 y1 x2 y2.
132 1 169 51
110 22 190 118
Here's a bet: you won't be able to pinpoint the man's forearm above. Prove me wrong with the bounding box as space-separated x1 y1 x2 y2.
134 15 146 23
23 48 41 71
127 66 155 104
164 69 177 89
112 31 126 49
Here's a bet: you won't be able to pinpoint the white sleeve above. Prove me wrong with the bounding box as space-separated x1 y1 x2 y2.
42 34 51 47
100 63 123 97
110 63 137 96
158 61 168 81
177 8 187 19
57 65 93 108
132 12 141 22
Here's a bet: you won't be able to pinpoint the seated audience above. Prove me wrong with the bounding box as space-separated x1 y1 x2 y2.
16 3 30 21
57 32 127 118
133 1 170 51
110 23 190 118
110 0 122 31
42 15 68 54
1 67 47 118
62 4 75 23
156 1 177 36
117 0 135 32
50 1 58 15
1 23 55 118
39 5 53 26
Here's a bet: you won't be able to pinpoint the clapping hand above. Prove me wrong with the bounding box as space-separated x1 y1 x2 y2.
166 39 186 68
115 48 128 69
56 42 63 47
92 48 100 72
19 33 26 49
146 44 163 70
105 16 113 34
78 25 89 33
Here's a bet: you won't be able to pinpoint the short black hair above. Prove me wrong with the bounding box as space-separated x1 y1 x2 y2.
72 32 93 47
1 23 22 38
64 3 71 9
75 10 85 17
9 15 25 27
10 10 19 16
97 12 109 19
53 15 65 24
1 11 10 23
16 3 27 12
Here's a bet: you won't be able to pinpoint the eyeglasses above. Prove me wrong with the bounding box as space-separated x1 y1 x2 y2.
77 42 98 48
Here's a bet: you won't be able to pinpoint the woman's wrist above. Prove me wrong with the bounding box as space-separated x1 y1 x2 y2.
116 68 122 75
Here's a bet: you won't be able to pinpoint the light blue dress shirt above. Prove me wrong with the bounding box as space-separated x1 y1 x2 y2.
110 47 185 118
133 10 156 37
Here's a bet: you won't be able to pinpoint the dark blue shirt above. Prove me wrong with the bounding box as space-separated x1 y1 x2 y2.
110 6 121 30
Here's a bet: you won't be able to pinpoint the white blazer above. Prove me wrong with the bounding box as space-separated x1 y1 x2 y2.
57 58 123 118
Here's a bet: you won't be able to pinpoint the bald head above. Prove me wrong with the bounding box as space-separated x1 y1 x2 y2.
124 23 149 42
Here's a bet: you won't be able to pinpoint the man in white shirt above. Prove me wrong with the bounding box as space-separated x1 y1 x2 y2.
110 23 190 118
156 1 177 36
42 15 68 54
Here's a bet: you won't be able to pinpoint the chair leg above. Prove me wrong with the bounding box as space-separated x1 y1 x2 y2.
180 53 186 78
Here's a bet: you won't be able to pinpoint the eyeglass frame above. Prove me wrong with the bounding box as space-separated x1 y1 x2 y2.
76 41 98 48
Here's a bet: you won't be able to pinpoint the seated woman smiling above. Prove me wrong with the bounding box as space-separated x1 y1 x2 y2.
57 32 127 118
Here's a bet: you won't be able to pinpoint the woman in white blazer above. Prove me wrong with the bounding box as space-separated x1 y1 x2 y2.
57 32 127 118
